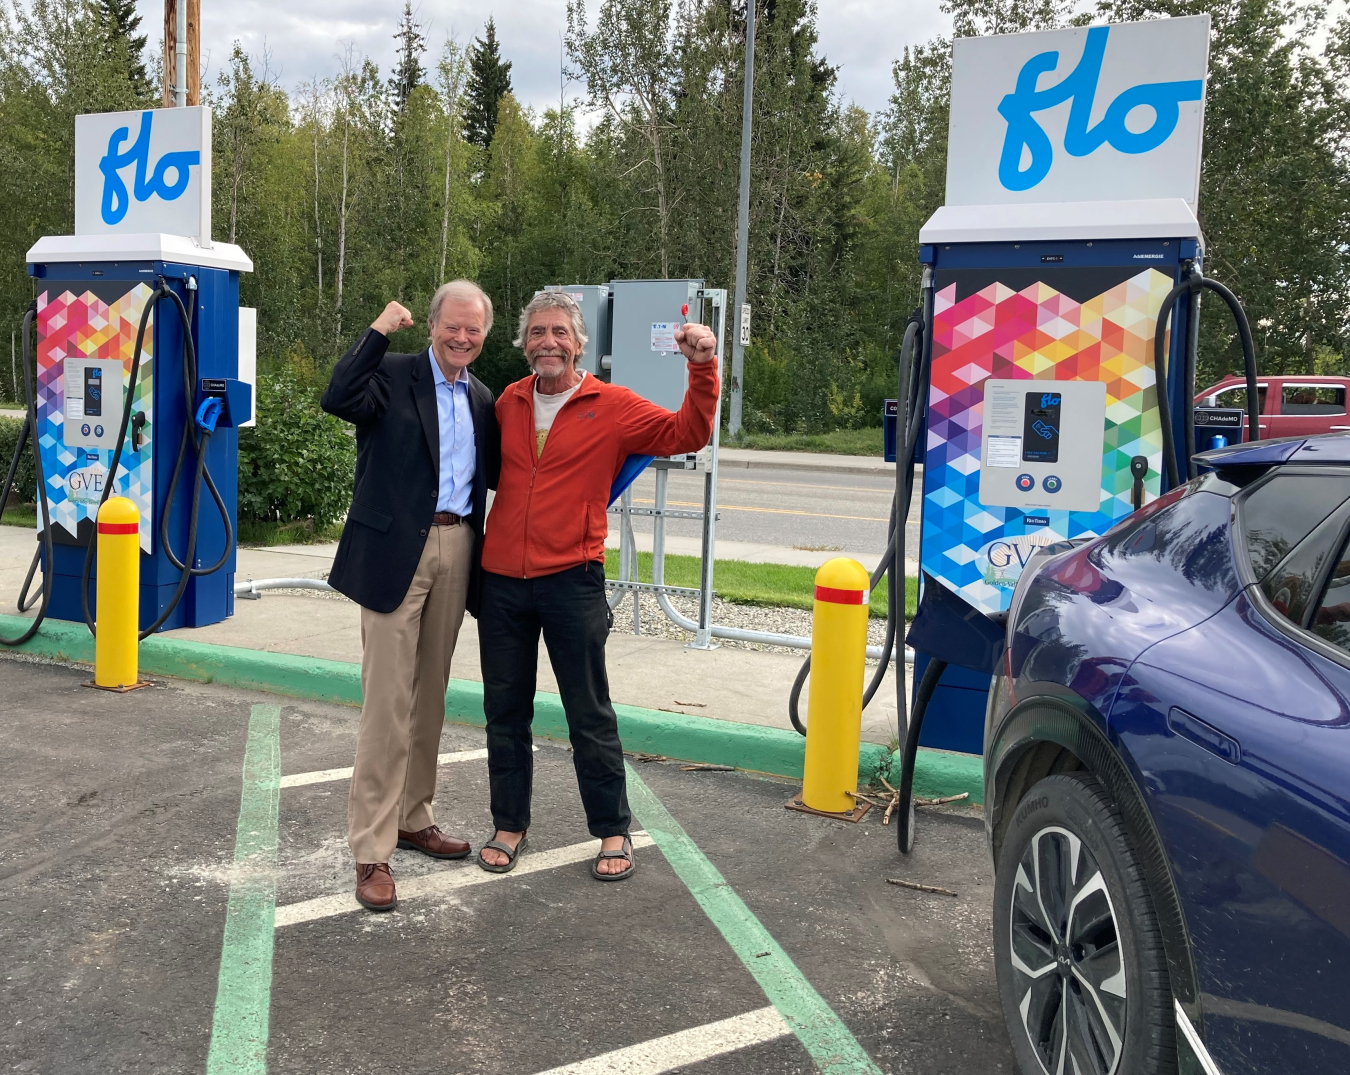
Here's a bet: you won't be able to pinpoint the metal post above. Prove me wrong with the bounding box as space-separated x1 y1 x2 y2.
175 0 188 106
689 289 726 649
727 1 756 437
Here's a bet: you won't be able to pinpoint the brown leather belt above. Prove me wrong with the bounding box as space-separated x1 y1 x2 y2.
432 511 464 526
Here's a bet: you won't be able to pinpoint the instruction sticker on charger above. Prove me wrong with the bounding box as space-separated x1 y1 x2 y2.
979 379 1106 513
650 322 677 352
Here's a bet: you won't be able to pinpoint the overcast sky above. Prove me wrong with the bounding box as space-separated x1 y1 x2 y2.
133 1 952 117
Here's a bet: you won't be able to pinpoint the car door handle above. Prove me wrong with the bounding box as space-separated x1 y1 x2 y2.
1168 707 1242 764
1334 426 1350 431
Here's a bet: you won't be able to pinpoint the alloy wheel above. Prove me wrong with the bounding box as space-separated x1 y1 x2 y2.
1008 824 1127 1075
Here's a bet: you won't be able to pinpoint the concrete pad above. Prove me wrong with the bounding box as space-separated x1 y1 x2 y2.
0 660 1013 1074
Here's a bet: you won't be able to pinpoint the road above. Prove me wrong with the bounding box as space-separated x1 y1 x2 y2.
0 658 1014 1074
620 463 922 561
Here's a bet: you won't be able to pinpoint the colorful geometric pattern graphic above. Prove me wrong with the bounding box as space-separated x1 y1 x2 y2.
921 268 1173 614
36 283 155 552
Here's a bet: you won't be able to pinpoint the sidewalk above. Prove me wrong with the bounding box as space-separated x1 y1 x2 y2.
0 526 910 747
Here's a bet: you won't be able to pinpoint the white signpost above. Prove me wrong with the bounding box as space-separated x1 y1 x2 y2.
945 16 1210 212
73 106 212 243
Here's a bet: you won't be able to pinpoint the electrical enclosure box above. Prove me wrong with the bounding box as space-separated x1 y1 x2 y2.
609 279 702 410
544 284 612 377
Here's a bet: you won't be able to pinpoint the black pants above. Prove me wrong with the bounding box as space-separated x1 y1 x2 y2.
479 563 630 838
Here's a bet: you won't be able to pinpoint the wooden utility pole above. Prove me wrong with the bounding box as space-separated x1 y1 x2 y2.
162 0 201 106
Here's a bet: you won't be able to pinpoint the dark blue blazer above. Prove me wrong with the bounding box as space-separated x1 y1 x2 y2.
321 328 499 615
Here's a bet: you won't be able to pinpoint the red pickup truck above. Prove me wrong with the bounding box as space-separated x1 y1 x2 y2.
1196 375 1350 440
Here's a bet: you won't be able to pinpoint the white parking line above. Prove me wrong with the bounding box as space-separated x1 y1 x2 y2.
530 1007 791 1075
278 747 495 788
274 832 656 928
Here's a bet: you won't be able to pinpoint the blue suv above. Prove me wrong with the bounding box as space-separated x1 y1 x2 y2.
986 434 1350 1075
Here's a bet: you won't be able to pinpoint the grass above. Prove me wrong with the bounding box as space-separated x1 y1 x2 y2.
2 506 36 528
236 518 345 547
721 427 884 456
605 548 916 619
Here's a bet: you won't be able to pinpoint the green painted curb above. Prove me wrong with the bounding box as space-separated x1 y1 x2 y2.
0 612 983 802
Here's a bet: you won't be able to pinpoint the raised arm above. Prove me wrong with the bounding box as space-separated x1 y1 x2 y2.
320 301 414 426
615 322 720 457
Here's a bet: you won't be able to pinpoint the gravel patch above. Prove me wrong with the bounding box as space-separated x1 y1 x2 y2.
606 591 895 656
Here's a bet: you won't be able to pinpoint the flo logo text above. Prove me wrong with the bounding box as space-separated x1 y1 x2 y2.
99 111 201 225
997 26 1203 192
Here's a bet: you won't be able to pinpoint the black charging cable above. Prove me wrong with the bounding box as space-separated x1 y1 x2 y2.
0 304 54 648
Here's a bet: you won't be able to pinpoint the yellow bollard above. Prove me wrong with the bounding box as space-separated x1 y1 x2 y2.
94 496 140 689
800 557 870 813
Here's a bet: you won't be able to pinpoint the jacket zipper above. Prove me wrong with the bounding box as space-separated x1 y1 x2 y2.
518 376 599 578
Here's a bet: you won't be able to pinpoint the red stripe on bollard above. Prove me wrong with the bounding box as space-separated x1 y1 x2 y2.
97 522 139 535
814 585 866 605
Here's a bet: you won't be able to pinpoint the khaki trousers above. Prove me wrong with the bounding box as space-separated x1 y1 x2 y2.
349 521 473 863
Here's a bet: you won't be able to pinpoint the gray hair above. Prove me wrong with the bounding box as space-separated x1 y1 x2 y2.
513 290 589 351
428 280 494 333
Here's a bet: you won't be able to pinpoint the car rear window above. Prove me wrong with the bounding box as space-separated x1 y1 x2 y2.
1240 472 1350 579
1282 385 1346 415
1214 385 1267 412
1262 503 1350 625
1312 546 1350 652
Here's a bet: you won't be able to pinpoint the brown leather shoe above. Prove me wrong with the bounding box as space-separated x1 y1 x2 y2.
397 825 471 860
355 863 397 912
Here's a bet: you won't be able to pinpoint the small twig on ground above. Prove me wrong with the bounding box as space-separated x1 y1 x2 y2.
883 797 898 826
887 878 958 897
627 752 668 763
680 763 735 772
844 789 889 808
877 775 898 795
673 700 707 707
915 792 970 807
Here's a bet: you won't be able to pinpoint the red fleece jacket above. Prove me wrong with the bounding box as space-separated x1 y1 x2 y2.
481 361 720 578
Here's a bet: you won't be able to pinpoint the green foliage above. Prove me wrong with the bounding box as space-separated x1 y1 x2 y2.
724 426 886 456
0 415 36 506
237 369 354 529
1 0 1347 444
464 18 512 148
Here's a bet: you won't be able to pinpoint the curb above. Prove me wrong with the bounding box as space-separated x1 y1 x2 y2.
0 613 983 803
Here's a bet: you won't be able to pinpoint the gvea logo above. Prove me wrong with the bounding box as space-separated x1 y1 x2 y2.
98 111 201 225
997 25 1203 192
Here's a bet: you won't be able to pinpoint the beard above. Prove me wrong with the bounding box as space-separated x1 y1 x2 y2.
528 350 575 380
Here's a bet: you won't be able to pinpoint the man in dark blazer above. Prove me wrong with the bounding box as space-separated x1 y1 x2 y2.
321 281 500 912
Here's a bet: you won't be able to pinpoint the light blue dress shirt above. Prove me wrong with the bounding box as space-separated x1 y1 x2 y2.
428 349 475 516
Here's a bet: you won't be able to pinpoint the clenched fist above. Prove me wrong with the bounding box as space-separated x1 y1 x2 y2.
371 301 415 337
675 322 717 364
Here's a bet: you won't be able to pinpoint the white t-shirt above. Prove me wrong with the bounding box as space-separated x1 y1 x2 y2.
533 371 586 458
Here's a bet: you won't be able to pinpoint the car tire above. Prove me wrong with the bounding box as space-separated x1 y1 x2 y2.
993 773 1174 1075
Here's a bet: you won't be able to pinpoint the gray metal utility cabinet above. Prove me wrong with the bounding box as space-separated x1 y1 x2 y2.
609 279 703 410
542 283 612 377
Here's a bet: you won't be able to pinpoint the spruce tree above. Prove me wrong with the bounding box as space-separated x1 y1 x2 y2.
96 0 150 99
464 18 513 148
390 2 427 112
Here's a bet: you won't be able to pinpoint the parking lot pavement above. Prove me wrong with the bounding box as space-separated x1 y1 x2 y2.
0 657 1014 1074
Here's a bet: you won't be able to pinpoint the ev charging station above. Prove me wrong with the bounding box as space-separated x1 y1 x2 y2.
16 105 252 637
909 16 1213 754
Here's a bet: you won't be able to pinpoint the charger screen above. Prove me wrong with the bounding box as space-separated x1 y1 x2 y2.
84 367 102 417
1022 391 1061 463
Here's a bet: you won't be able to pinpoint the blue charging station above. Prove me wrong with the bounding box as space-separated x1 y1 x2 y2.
26 226 252 633
909 207 1201 753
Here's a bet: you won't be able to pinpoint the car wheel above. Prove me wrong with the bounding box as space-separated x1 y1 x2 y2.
993 773 1174 1075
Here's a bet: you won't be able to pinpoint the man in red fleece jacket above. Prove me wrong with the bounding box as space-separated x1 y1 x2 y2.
476 291 718 880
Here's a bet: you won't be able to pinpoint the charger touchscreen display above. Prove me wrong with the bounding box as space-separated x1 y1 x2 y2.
1022 391 1061 463
83 367 102 417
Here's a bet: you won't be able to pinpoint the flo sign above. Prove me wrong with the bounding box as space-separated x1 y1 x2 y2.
74 106 212 241
946 16 1210 211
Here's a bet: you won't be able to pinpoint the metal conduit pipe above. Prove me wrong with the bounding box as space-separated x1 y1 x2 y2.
234 578 336 597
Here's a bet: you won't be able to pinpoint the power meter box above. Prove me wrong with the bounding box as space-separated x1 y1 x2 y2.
609 279 703 411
